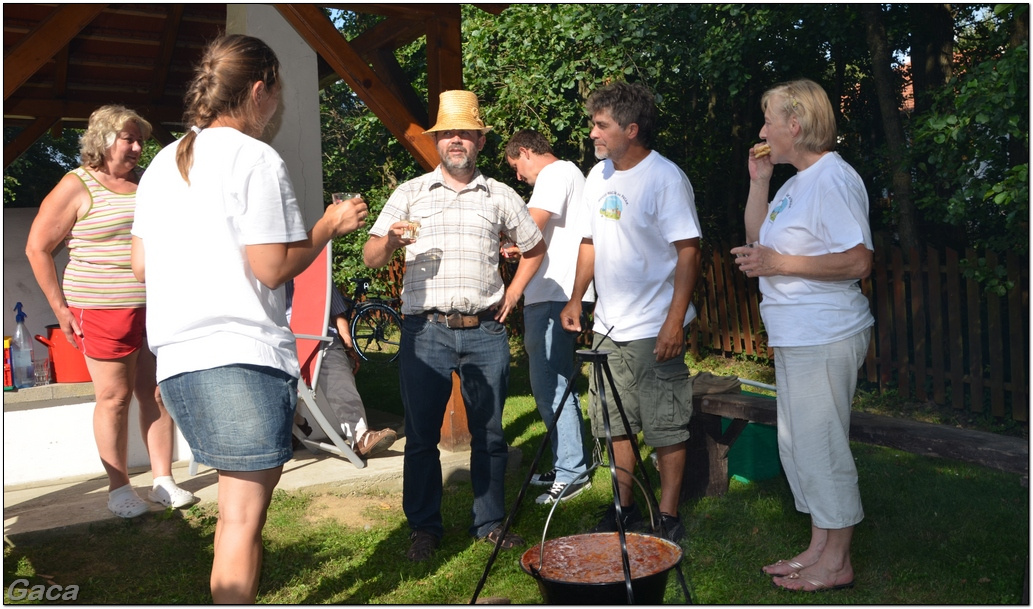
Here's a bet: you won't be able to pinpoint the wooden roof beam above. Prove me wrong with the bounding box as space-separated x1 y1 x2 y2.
53 46 69 98
274 3 439 170
4 98 185 126
4 4 108 100
348 15 424 57
151 5 185 102
368 47 428 127
5 116 58 167
425 5 463 122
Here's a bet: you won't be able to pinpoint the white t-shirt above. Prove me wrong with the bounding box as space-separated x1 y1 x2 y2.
133 128 308 382
758 151 874 347
524 160 595 305
580 151 702 342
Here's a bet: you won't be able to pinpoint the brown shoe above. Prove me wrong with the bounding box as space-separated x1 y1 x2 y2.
407 530 439 562
355 428 397 459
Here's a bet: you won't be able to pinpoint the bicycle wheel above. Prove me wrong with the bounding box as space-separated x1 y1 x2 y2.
350 302 402 364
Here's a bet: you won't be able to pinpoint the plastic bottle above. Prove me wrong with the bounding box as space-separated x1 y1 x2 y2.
11 302 35 389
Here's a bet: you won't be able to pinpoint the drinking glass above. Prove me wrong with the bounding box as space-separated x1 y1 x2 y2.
402 215 421 241
332 192 363 205
33 357 51 386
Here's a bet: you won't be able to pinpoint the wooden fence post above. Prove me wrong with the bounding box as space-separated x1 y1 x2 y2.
439 372 472 451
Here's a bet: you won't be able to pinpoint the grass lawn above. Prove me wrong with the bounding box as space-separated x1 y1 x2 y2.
3 342 1028 604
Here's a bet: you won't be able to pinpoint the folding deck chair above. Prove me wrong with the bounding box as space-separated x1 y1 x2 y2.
289 243 367 469
187 244 365 476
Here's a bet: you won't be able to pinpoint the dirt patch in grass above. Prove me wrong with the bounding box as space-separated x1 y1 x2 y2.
302 493 403 529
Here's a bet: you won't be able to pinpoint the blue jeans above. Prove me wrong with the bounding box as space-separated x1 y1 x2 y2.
399 315 511 539
523 301 589 484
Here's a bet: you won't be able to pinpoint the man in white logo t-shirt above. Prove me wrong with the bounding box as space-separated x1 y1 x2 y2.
560 82 702 543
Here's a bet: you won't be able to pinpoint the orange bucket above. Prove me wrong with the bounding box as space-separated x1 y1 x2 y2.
35 325 91 383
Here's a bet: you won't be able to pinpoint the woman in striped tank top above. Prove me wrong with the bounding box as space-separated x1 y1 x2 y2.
25 105 195 519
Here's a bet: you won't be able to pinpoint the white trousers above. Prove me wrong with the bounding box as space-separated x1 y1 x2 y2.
774 328 871 529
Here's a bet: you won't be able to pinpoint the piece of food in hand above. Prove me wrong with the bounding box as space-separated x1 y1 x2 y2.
753 143 771 158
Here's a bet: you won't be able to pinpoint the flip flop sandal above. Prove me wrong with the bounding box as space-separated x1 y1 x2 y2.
762 558 806 576
775 572 855 592
483 526 525 550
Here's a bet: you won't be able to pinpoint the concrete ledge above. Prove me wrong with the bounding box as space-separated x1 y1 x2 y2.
3 382 95 411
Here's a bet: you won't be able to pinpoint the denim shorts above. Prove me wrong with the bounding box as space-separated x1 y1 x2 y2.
159 364 297 471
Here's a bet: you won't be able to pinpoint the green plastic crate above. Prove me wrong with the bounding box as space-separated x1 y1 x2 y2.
721 418 782 483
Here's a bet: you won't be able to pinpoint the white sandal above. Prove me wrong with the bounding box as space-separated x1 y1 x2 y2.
107 484 150 518
147 476 197 508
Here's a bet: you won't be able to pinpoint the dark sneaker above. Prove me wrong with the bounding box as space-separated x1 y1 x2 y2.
407 530 439 562
655 512 685 543
536 479 592 505
590 501 644 534
530 468 556 486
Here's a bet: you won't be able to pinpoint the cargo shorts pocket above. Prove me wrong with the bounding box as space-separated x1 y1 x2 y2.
646 360 693 434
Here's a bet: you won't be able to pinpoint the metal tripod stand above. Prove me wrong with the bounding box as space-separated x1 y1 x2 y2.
471 347 693 604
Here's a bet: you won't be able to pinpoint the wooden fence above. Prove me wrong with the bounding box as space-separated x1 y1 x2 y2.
372 237 1029 422
692 237 1030 423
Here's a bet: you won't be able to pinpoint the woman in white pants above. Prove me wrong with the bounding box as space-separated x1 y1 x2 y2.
733 78 874 593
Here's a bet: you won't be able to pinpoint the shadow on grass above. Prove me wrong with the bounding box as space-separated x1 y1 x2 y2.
685 442 1028 604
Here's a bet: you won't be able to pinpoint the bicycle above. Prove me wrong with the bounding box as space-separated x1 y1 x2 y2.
345 277 403 364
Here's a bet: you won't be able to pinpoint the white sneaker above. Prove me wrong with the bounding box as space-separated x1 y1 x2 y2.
535 479 592 505
148 478 198 508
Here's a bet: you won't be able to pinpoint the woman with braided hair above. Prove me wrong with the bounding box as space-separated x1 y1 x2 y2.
131 34 368 603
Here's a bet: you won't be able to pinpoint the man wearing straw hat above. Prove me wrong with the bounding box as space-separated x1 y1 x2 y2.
364 90 545 562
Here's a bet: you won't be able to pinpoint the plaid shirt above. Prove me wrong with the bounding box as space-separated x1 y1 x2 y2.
369 166 541 315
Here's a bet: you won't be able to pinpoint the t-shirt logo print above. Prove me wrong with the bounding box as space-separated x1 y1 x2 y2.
599 193 624 220
769 193 792 222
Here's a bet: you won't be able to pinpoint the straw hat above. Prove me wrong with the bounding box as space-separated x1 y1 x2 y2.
423 90 493 134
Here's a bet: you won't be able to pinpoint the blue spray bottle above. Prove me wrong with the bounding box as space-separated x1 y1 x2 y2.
11 302 35 389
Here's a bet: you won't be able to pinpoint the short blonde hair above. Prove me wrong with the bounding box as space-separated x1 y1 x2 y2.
762 79 837 153
79 105 152 169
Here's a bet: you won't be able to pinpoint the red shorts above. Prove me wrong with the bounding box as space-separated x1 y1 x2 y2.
69 307 146 360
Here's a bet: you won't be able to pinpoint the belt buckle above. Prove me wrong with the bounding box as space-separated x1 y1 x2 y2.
445 312 464 329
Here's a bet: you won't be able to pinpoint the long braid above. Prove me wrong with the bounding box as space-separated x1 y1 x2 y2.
175 34 280 183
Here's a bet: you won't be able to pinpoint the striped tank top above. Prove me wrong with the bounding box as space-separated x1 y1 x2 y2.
62 167 146 308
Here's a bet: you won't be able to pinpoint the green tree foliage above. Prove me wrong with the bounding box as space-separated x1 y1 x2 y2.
4 5 1023 294
912 38 1029 266
460 4 881 247
3 128 80 208
318 3 1024 290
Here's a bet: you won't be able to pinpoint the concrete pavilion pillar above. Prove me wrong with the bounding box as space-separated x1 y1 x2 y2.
226 5 325 224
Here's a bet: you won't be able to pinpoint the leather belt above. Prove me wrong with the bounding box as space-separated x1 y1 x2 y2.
422 310 495 329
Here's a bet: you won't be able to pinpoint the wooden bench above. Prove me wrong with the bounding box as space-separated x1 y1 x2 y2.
682 391 1029 500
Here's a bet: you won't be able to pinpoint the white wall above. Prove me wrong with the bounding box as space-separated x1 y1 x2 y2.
3 398 192 486
227 4 325 225
3 208 60 339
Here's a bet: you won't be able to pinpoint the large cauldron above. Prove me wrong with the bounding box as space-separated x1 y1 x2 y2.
520 532 682 604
